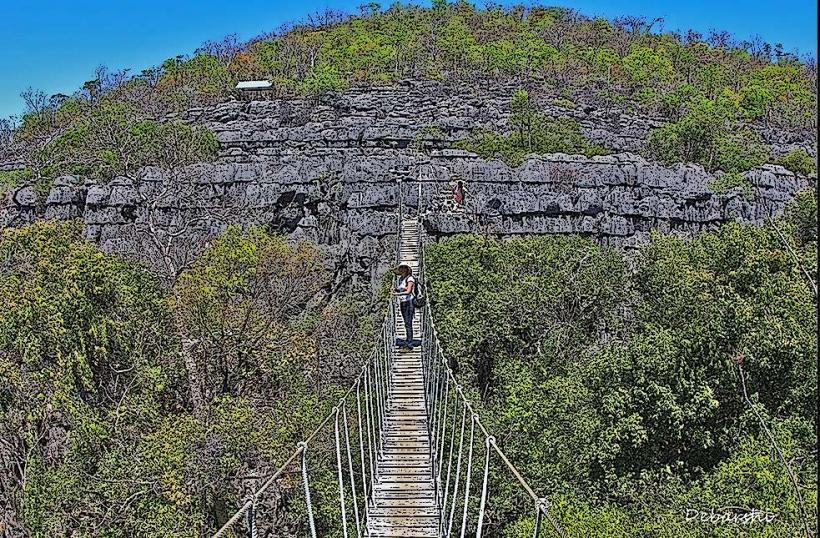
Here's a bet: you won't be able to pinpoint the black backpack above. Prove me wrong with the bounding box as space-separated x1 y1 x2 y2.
412 276 426 308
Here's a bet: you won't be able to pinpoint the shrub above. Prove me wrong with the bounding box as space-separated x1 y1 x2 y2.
659 84 701 119
158 53 235 105
457 90 608 166
623 46 674 89
36 102 218 181
776 148 817 175
174 225 327 401
0 169 33 197
301 64 346 95
709 171 753 198
785 188 818 243
714 129 769 173
648 92 769 173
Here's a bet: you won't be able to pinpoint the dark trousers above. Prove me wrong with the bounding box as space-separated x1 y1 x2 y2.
400 300 415 347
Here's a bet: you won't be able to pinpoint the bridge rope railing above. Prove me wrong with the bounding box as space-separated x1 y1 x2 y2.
214 192 567 537
416 219 567 538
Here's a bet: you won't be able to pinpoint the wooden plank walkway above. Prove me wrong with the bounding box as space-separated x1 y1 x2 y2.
367 219 439 538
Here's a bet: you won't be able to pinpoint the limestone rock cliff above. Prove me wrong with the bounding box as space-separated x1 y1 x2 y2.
1 81 814 287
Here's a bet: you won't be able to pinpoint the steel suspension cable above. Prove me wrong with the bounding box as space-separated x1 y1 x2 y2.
333 408 349 538
426 350 438 474
430 359 441 491
475 435 494 538
212 445 303 538
444 397 466 537
245 496 257 538
533 502 543 538
341 402 361 537
459 414 477 538
437 371 450 480
355 380 372 520
440 379 457 504
434 369 450 511
364 367 378 488
298 442 318 538
373 345 384 452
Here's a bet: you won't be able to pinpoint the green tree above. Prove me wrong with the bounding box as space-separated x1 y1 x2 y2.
785 188 818 244
438 14 480 73
32 101 218 182
776 148 817 176
648 91 769 173
1 221 374 536
0 221 178 535
425 220 817 536
510 89 536 150
301 63 346 94
745 61 817 129
158 53 235 106
622 46 674 95
174 226 327 405
458 92 609 166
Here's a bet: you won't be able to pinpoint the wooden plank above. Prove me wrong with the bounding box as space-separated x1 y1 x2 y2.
368 220 441 537
369 506 439 518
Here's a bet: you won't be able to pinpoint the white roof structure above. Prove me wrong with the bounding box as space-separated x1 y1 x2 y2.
235 80 273 91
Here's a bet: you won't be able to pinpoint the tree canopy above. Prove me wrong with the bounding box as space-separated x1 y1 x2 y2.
0 221 376 536
425 193 818 536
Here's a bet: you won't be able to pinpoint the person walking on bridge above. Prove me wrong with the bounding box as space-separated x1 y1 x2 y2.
393 263 416 351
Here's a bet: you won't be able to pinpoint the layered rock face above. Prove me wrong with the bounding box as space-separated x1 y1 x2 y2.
1 80 814 286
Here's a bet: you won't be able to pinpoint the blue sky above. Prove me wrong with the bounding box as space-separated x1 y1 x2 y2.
1 0 816 119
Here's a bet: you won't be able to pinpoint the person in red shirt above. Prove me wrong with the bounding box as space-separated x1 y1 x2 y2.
453 180 466 207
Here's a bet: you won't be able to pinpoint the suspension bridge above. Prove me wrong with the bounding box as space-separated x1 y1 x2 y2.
213 214 565 537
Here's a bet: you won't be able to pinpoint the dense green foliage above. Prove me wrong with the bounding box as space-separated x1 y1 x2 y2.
425 197 817 536
776 148 818 176
14 98 218 186
456 89 609 165
647 90 770 173
787 189 819 244
198 3 816 132
0 221 180 535
0 222 375 536
708 171 753 199
0 169 34 197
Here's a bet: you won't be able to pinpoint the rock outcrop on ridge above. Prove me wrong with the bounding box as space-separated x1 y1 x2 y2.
1 80 814 288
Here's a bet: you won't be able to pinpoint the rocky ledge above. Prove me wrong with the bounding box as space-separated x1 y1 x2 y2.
1 81 815 288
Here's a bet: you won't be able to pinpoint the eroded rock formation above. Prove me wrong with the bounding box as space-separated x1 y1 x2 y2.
1 81 814 287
